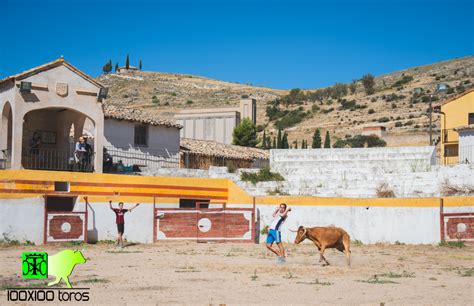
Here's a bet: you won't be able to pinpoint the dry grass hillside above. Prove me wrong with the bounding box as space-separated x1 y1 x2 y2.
98 56 474 147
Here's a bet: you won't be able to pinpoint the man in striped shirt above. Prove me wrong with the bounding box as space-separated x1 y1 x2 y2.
266 203 291 263
110 201 139 248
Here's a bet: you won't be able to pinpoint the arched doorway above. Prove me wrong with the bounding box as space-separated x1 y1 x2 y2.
22 107 96 172
1 102 13 169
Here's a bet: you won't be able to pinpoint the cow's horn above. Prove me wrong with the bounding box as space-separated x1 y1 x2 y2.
288 228 298 232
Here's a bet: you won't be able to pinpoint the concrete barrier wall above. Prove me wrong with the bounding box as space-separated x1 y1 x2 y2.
1 170 473 245
270 146 437 174
0 197 44 244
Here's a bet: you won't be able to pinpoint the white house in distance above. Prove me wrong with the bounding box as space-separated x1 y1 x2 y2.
0 58 182 172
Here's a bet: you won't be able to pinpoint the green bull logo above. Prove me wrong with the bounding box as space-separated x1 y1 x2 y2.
22 250 87 288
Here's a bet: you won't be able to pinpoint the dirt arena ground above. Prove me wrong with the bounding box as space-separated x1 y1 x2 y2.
1 242 473 305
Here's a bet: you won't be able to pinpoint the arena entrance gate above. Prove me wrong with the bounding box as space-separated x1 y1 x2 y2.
43 196 88 243
440 200 474 242
154 201 255 243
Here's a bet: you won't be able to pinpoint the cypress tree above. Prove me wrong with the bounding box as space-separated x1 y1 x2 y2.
282 132 289 149
139 59 143 70
272 137 276 149
115 62 119 73
125 54 130 69
277 128 282 149
324 131 331 148
262 130 267 149
312 129 322 148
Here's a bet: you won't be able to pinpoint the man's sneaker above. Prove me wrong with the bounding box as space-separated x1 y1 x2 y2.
281 257 286 263
277 256 285 264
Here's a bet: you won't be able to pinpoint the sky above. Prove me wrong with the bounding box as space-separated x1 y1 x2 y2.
1 0 473 89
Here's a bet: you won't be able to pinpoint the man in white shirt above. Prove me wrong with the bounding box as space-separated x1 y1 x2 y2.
266 203 291 263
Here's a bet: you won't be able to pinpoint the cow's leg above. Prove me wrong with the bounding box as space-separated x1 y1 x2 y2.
48 276 61 287
343 239 351 266
319 245 330 266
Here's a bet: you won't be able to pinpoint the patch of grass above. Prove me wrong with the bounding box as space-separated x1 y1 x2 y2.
297 279 332 286
95 240 116 245
457 267 474 277
379 271 415 278
0 281 49 290
175 266 200 273
438 240 465 248
106 250 144 254
394 241 405 245
250 270 258 281
352 239 363 246
260 225 269 235
356 275 398 284
80 278 110 284
283 271 295 279
240 167 284 185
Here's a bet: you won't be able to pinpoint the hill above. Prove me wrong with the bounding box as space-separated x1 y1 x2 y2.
98 56 474 147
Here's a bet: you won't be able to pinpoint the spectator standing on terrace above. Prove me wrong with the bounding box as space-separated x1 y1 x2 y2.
75 136 87 166
30 132 41 155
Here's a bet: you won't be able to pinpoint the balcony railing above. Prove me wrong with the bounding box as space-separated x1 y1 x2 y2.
22 148 94 172
104 147 180 173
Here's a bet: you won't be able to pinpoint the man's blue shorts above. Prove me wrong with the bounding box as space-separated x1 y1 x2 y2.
266 229 281 244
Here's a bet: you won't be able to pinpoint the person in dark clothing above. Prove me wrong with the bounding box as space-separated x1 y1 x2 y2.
109 200 140 247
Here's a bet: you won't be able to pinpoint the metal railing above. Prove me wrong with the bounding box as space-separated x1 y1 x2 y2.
22 147 94 172
104 147 180 173
0 149 11 170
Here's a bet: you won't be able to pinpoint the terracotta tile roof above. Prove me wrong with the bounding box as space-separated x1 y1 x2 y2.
434 87 474 108
180 138 269 160
103 104 182 129
0 57 104 88
454 124 474 132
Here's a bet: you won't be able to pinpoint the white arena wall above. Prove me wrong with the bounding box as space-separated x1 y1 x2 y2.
1 196 472 245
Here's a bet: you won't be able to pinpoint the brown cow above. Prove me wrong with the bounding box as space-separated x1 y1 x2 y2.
293 225 351 266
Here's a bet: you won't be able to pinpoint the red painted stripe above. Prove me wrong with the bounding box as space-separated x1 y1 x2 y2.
0 189 228 200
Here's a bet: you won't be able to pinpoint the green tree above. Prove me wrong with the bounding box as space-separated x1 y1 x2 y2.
114 62 119 73
125 54 130 69
262 130 267 149
282 132 289 149
277 128 282 149
139 59 143 70
102 60 112 74
361 74 375 95
272 137 276 149
232 118 257 147
293 139 298 149
312 129 322 148
324 131 331 148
